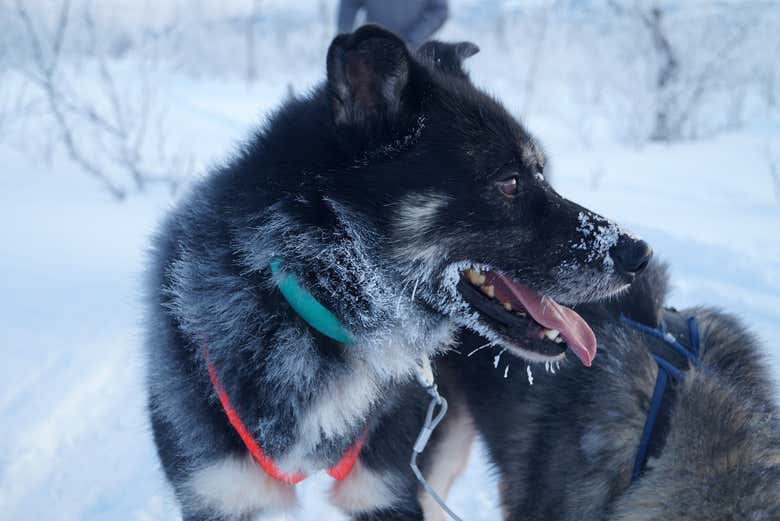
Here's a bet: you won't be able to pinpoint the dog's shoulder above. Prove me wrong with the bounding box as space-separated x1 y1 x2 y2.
683 306 777 411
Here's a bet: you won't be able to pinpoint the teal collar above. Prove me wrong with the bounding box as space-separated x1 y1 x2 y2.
270 260 354 344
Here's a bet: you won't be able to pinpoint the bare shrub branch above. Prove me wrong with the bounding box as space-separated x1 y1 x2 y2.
605 1 770 142
764 142 780 206
13 0 188 201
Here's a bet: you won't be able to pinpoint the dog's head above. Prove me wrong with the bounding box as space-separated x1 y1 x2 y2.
323 26 651 365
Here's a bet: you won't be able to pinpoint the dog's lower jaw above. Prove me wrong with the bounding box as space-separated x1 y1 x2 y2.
506 344 568 365
465 322 570 366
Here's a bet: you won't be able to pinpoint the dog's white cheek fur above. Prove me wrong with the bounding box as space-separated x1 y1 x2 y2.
185 455 296 517
330 461 401 514
418 401 476 521
395 192 451 237
392 192 451 270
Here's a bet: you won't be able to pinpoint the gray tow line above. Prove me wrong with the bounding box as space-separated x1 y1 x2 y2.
411 357 465 521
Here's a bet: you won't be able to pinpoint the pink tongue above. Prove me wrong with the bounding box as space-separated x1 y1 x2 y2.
492 273 597 366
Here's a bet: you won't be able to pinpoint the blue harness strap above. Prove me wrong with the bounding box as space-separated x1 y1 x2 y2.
620 312 701 483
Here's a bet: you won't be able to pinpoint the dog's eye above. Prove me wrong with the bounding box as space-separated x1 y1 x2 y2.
496 176 519 197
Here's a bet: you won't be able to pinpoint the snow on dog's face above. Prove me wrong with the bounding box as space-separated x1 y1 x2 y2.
325 27 651 366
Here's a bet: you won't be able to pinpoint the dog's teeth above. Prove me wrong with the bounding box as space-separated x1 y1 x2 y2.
503 302 512 311
515 311 527 317
554 336 564 344
543 329 560 341
482 285 495 298
465 269 486 286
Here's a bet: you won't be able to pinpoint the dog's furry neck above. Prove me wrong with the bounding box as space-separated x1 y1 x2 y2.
162 178 453 470
232 195 452 352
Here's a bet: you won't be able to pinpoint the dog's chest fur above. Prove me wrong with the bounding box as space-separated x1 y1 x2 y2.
275 322 454 474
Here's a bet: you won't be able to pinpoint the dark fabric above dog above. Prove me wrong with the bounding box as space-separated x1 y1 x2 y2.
454 260 780 521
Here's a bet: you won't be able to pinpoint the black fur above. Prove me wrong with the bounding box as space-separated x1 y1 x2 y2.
454 261 780 520
145 26 650 520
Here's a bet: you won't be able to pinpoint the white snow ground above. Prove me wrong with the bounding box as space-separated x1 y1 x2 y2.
1 17 780 521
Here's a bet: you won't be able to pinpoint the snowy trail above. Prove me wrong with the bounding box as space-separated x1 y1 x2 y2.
1 72 778 521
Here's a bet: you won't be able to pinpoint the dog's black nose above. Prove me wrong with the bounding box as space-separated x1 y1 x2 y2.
610 236 653 278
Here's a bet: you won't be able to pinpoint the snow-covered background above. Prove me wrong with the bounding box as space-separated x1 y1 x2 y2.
1 1 779 520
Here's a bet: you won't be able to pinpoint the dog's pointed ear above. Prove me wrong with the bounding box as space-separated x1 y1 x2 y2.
417 40 479 77
327 25 411 127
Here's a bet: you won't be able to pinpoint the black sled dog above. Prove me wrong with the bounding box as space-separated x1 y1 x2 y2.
144 26 651 521
455 261 780 521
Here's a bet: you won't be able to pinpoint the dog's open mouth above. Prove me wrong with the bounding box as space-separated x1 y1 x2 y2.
457 268 597 366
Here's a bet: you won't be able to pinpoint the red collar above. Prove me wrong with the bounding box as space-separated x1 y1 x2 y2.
204 350 365 485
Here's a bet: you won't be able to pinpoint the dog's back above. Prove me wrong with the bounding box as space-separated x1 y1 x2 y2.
454 262 780 520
